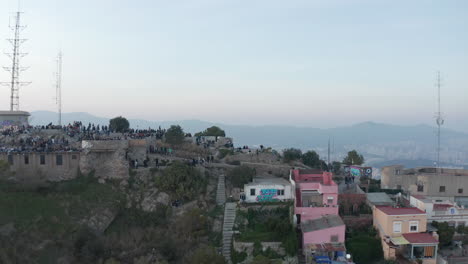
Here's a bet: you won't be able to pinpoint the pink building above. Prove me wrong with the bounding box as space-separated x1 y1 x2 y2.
290 169 339 223
290 169 347 263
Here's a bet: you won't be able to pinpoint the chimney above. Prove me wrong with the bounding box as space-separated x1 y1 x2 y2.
432 231 439 241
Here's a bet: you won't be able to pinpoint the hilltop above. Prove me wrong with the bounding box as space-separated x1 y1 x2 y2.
30 111 468 167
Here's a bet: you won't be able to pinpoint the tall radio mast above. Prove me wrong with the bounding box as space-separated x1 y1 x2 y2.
55 52 63 126
435 71 444 171
1 3 30 111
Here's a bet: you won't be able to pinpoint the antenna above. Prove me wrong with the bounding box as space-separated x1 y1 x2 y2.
435 71 444 172
55 52 63 126
1 4 31 111
327 137 331 167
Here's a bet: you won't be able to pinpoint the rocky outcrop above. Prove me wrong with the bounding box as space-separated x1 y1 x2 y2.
0 222 15 237
141 188 170 212
82 208 117 233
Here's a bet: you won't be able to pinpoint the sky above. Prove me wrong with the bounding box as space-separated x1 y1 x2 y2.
0 0 467 131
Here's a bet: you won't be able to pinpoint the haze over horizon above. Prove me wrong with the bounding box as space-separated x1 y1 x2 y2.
1 0 467 131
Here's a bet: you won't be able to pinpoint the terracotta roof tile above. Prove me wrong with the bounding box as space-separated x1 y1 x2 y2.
402 233 438 244
376 206 425 215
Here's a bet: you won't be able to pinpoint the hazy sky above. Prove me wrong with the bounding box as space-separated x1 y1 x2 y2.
0 0 467 131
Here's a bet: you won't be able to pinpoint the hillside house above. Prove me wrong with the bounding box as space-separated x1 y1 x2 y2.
373 206 439 264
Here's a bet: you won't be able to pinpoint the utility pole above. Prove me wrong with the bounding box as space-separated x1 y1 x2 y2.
435 71 444 173
1 3 30 111
55 52 63 126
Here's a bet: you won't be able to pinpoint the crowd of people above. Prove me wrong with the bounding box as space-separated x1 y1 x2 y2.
0 135 78 153
0 122 171 153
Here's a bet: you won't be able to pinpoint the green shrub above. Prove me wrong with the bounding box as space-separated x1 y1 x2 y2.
227 160 241 166
165 125 185 145
346 233 383 264
219 149 234 159
282 148 302 162
155 161 206 201
231 249 247 264
227 166 255 188
195 126 226 137
191 245 226 264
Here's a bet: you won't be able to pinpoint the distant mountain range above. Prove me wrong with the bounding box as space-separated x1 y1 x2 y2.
30 111 468 168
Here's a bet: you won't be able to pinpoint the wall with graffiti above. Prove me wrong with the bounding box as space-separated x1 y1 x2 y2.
243 183 293 203
344 166 373 178
256 189 279 202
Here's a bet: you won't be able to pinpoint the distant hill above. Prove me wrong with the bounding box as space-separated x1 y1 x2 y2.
30 111 468 167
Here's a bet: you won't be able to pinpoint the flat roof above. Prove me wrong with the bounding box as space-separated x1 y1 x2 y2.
376 206 425 215
246 177 290 186
367 192 393 205
0 111 30 116
301 215 344 232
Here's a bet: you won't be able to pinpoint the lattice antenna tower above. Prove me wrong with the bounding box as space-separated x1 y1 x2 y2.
435 71 444 171
55 52 63 126
1 2 30 111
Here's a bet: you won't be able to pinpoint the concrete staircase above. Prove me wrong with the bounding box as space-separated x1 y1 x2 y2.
222 202 236 264
216 174 226 205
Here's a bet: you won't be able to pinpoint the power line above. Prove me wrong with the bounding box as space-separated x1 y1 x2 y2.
1 5 30 111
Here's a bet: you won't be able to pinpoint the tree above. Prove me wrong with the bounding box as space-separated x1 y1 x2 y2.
282 148 302 163
109 116 129 132
155 162 206 201
302 151 321 168
227 166 255 188
346 233 383 264
195 126 226 137
342 150 365 165
332 161 342 175
432 221 455 246
165 125 185 145
191 245 226 264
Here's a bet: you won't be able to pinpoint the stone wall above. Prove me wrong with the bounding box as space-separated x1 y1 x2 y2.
0 152 80 182
233 239 285 256
80 140 129 179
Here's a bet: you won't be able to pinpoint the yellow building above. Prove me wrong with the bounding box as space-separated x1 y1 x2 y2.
373 206 438 264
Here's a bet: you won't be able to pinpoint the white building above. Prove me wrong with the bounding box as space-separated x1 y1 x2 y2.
0 111 29 128
242 177 293 203
410 195 468 227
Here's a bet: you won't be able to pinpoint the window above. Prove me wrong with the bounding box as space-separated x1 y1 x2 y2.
72 155 77 160
24 155 29 165
440 186 446 192
459 188 463 194
40 155 45 165
395 169 401 175
330 235 339 242
250 188 255 196
393 221 402 233
7 155 13 165
417 185 424 192
277 189 284 196
327 196 334 204
397 185 402 190
56 154 63 166
409 221 419 232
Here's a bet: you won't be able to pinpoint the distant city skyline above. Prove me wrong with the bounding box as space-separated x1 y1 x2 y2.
0 0 467 132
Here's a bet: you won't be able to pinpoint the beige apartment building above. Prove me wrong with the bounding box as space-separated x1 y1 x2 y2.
381 165 468 206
